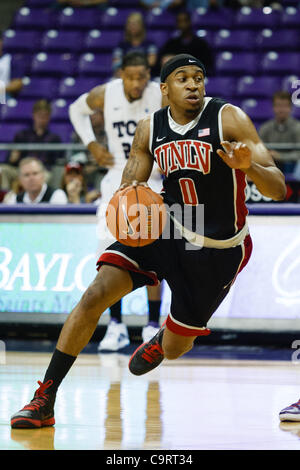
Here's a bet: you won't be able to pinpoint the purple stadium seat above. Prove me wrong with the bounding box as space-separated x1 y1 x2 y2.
31 53 77 77
109 0 141 6
58 77 100 99
282 75 299 94
78 53 113 77
84 30 123 52
50 99 72 122
256 29 300 51
281 7 300 28
13 6 57 30
99 7 138 29
0 123 26 142
57 7 100 30
195 29 214 45
41 30 84 53
191 7 233 30
234 6 280 29
236 76 281 98
20 77 59 100
292 104 300 119
49 123 73 142
215 52 258 76
10 53 33 77
26 0 53 6
146 30 169 48
261 52 300 75
205 77 236 98
1 99 35 123
144 8 176 30
213 29 256 51
241 99 274 122
2 30 41 53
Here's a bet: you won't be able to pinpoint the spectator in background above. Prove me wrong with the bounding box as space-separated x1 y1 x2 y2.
155 10 214 76
112 12 158 73
259 91 300 178
61 162 100 203
0 99 63 191
4 157 68 204
0 31 24 97
68 110 108 191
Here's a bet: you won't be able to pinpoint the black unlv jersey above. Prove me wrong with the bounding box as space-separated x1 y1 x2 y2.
150 97 248 240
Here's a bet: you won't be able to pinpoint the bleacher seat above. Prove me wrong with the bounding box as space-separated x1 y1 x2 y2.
58 77 100 99
20 77 59 101
57 7 101 30
215 52 258 76
41 30 84 53
205 77 236 98
236 76 281 98
84 30 123 52
1 99 35 123
50 99 72 122
49 123 73 143
191 7 233 30
234 6 280 29
213 30 256 51
241 98 274 123
31 52 77 77
261 52 300 75
3 30 41 53
77 53 112 78
0 123 26 141
282 75 299 94
99 7 137 29
280 6 300 28
256 29 300 51
14 7 57 30
144 8 176 30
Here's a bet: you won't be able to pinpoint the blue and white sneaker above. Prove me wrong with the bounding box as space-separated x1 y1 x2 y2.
279 400 300 421
98 320 130 352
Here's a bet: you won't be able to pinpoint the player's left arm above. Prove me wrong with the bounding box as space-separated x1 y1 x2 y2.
218 105 287 201
120 117 154 188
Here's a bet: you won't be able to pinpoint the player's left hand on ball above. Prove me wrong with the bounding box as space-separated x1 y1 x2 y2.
217 141 252 170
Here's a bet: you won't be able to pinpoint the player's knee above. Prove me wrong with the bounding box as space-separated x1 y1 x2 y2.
79 279 109 317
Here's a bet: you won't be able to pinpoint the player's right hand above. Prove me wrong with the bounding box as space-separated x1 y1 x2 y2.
87 141 114 168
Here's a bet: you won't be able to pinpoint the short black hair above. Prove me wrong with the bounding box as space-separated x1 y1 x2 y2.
122 51 149 69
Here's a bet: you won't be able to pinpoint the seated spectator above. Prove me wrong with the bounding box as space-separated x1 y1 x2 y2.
0 31 24 97
4 157 68 204
112 12 158 73
155 10 214 77
259 91 300 177
61 162 100 203
0 99 63 191
68 110 108 190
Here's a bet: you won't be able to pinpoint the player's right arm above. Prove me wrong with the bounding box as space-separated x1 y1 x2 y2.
68 84 113 167
120 117 154 188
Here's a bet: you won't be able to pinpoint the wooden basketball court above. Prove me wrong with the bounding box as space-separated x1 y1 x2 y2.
1 350 300 450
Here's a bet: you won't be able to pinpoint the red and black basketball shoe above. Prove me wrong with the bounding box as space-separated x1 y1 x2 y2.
11 380 55 429
129 327 165 376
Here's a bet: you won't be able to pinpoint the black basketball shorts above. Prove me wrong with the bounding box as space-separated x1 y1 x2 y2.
97 221 252 337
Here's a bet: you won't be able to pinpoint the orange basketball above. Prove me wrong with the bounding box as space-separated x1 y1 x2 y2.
106 184 167 247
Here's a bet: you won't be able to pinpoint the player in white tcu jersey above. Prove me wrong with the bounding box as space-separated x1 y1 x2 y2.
69 52 167 352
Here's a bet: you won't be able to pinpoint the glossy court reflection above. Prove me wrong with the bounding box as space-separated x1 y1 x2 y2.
3 351 300 450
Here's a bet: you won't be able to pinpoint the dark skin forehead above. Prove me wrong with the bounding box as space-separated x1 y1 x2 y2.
168 65 205 80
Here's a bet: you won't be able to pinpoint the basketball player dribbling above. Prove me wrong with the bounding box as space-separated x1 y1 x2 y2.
69 52 167 352
11 54 286 429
